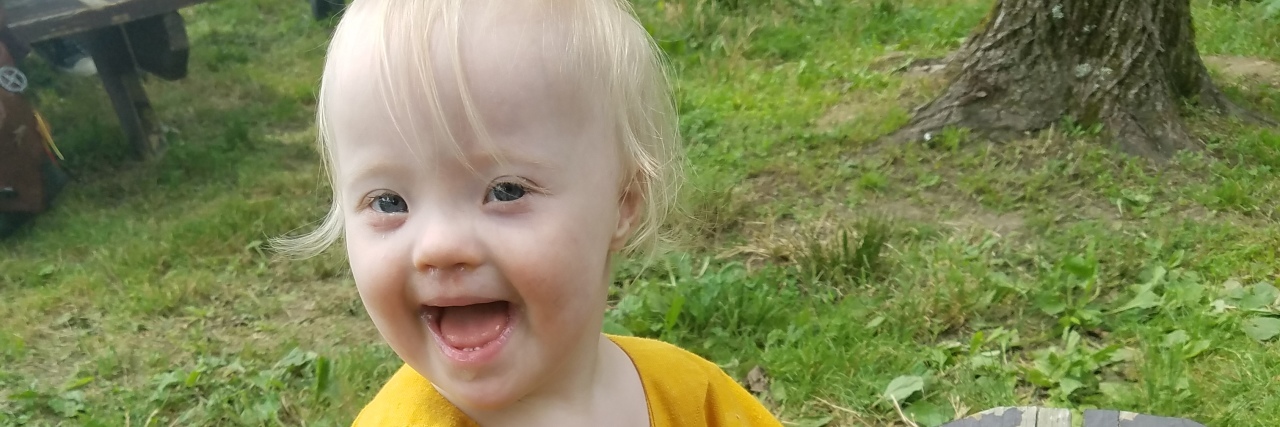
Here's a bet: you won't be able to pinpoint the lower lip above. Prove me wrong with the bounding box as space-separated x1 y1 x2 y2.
425 306 517 367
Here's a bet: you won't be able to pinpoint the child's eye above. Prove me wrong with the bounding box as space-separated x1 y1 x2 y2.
371 193 408 213
486 182 528 203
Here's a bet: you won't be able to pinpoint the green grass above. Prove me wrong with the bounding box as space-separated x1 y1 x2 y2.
4 0 1280 425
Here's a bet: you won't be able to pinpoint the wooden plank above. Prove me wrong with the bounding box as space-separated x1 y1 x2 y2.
3 0 87 27
1036 407 1069 426
1016 407 1038 427
3 0 211 44
945 408 1210 427
1083 410 1120 427
1118 411 1207 427
938 407 1030 427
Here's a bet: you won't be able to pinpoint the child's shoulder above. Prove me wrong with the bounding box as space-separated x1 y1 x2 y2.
607 334 718 367
607 335 784 427
350 364 477 427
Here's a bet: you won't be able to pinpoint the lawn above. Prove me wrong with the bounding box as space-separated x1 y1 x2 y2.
3 0 1280 426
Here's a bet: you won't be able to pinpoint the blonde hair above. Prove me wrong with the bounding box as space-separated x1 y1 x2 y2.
273 0 683 261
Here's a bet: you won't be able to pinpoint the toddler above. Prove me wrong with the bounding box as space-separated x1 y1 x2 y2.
279 0 783 425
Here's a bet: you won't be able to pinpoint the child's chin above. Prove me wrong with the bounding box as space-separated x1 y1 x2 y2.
438 379 527 411
425 363 531 408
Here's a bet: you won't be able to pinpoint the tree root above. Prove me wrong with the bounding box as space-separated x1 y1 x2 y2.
888 64 1275 161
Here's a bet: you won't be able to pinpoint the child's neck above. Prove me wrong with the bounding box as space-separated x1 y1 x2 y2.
460 334 649 427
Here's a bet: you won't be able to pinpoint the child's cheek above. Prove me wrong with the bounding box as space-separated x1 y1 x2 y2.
347 237 428 360
518 219 611 305
346 236 407 318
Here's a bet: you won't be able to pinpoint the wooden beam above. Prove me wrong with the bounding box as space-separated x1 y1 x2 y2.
3 0 209 44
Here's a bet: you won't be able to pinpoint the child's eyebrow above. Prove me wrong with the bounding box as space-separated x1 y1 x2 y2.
341 160 413 189
461 146 552 171
340 147 552 191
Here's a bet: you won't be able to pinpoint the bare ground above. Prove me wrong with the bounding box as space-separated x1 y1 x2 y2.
1204 55 1280 87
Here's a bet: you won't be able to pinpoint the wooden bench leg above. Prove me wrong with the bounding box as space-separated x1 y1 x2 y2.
74 26 165 160
124 12 190 81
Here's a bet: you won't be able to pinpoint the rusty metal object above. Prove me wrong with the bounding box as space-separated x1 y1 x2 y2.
0 4 66 237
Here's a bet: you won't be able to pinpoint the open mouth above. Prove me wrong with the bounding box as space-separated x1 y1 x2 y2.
422 300 515 363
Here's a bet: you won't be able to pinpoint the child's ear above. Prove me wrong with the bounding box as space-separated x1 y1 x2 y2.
610 177 643 252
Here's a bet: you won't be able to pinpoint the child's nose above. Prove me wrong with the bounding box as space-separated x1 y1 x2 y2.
410 215 483 274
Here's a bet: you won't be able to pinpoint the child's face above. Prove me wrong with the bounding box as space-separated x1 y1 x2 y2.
326 9 638 410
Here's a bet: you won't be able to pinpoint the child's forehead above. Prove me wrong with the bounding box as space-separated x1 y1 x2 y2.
327 0 593 95
322 0 604 148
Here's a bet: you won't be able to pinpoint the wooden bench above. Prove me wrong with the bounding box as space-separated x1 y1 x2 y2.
3 0 212 160
1 0 347 160
941 407 1207 427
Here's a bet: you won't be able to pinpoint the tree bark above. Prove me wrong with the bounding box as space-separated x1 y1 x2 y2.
892 0 1268 159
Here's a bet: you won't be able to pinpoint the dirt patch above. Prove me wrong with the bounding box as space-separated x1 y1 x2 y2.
870 198 934 223
944 209 1026 236
874 195 1026 237
725 191 1031 270
868 52 952 77
743 169 807 202
816 53 949 132
1204 55 1280 87
816 98 878 131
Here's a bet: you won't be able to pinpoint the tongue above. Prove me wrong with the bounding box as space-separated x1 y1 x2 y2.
438 301 510 349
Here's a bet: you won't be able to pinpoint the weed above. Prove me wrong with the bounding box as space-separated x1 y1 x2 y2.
792 219 891 296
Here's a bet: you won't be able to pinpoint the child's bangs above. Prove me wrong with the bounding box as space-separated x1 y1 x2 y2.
333 0 481 167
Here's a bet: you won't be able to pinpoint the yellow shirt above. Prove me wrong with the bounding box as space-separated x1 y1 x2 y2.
351 335 783 426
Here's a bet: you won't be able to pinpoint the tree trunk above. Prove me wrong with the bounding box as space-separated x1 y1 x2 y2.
892 0 1267 159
